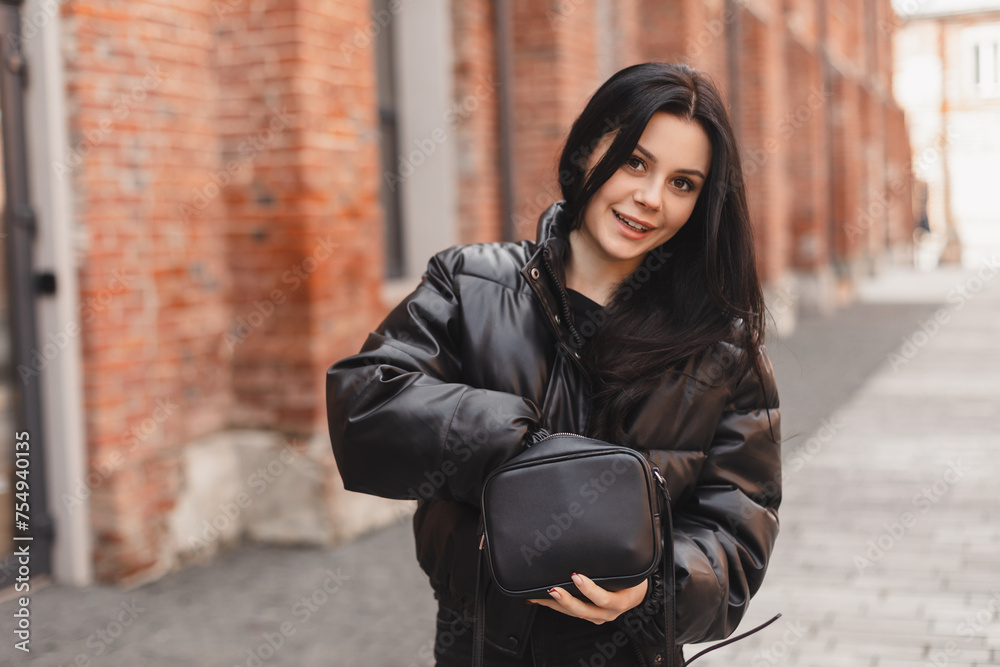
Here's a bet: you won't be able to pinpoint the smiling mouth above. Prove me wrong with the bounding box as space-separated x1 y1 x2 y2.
613 210 652 233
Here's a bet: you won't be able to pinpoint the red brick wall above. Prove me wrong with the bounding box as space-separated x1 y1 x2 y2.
831 73 864 265
61 0 912 584
452 0 502 244
738 8 793 284
210 0 382 434
612 0 644 70
637 0 727 83
62 0 231 582
295 3 383 434
638 0 690 65
785 38 830 271
213 1 307 432
509 1 601 239
64 0 382 583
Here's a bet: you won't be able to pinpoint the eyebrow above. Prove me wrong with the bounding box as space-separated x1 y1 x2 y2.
635 143 707 180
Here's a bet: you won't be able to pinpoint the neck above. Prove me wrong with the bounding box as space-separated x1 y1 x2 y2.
564 229 641 307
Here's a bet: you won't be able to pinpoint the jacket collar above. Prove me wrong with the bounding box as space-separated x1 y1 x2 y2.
521 201 588 372
532 200 572 288
535 200 571 246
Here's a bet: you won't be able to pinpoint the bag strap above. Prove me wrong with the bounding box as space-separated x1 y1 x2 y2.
473 522 487 667
654 469 783 666
652 469 677 667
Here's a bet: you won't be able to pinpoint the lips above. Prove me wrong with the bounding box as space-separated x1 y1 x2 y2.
612 209 653 233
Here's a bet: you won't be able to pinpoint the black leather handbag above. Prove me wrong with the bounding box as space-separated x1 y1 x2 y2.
471 432 781 667
472 431 674 665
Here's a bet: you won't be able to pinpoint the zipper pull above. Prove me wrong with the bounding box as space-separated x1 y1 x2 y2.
652 468 668 494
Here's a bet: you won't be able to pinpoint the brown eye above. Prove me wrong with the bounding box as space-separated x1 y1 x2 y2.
625 156 645 171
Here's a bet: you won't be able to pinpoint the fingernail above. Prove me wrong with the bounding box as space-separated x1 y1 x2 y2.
548 588 560 599
571 573 582 584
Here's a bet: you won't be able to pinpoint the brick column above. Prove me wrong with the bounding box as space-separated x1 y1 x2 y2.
735 2 792 286
785 40 831 275
212 1 382 434
638 0 730 84
509 1 602 238
62 0 230 583
451 0 503 244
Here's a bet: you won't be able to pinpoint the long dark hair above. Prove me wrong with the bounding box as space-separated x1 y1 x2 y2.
556 62 775 445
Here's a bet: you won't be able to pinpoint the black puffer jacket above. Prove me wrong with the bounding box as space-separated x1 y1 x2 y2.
326 201 781 666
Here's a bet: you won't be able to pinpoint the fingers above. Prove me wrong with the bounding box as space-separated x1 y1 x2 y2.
569 573 613 609
543 574 619 625
527 574 644 625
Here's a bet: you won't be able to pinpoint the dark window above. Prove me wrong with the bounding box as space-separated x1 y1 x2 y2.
374 0 405 279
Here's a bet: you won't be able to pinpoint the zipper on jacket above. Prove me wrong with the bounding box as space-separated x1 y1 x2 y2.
541 245 585 351
522 243 590 383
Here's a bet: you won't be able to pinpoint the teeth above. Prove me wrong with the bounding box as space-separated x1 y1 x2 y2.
614 211 649 232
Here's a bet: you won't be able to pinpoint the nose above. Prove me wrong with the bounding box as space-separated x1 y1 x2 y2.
633 182 662 212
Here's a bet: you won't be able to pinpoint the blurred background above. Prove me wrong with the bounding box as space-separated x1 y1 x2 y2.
0 0 998 665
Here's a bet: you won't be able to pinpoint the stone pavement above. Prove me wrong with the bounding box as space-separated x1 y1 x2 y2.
694 257 1000 667
2 257 998 666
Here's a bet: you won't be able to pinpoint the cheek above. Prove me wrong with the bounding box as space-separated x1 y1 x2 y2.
674 199 699 226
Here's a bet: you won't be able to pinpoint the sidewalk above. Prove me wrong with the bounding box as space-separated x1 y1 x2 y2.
695 256 1000 667
2 258 998 667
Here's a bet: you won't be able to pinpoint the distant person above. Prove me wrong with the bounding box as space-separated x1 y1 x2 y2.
327 62 782 666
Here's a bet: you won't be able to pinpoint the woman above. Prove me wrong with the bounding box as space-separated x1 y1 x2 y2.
326 62 781 666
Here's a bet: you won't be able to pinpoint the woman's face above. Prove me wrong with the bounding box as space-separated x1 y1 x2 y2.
578 111 712 273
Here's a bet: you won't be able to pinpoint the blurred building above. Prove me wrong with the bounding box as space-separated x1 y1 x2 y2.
892 0 1000 267
1 0 914 588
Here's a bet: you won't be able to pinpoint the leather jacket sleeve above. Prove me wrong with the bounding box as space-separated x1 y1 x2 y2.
325 248 542 506
614 344 781 647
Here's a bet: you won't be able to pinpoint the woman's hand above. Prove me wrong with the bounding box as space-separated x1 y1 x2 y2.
526 573 648 625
